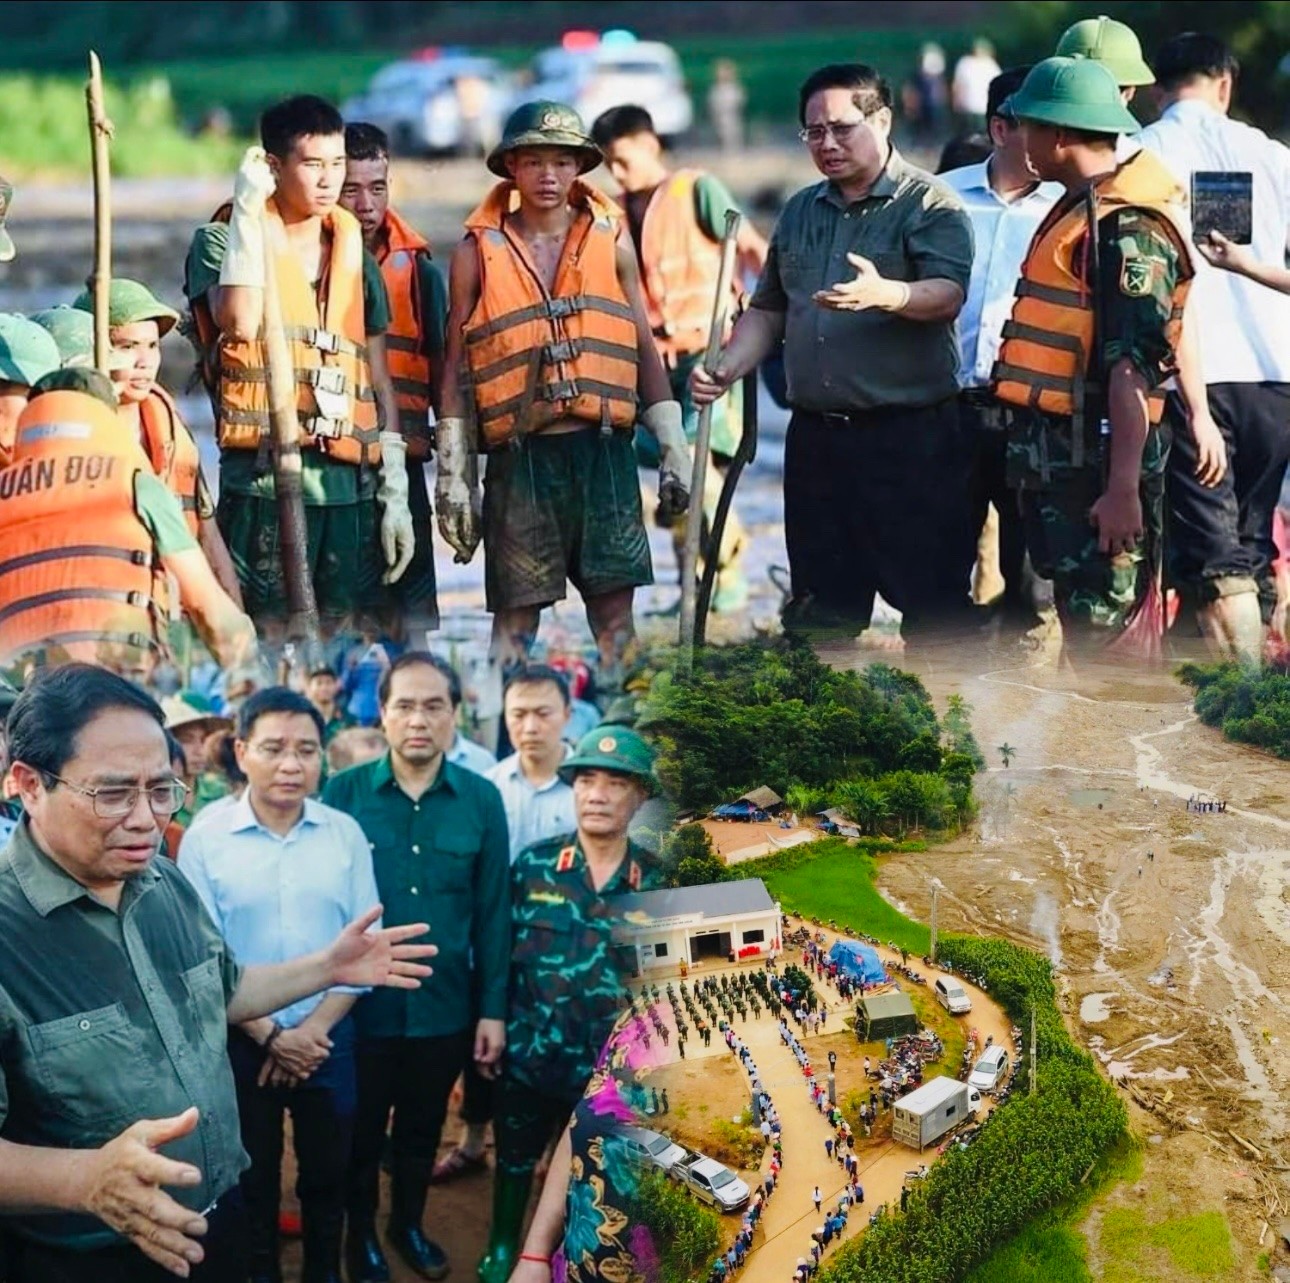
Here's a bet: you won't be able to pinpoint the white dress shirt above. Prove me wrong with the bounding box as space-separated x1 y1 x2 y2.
177 794 380 1028
448 731 499 776
940 159 1062 388
1138 98 1290 384
486 745 577 862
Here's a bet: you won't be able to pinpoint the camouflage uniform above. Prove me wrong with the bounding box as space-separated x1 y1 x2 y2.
1006 206 1182 637
495 833 663 1178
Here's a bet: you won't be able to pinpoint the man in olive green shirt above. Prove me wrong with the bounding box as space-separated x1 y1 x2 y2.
0 664 435 1283
322 651 509 1283
693 63 975 646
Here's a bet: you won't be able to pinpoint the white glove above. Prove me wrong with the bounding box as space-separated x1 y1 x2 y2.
219 147 276 289
642 400 692 524
435 416 482 564
377 432 416 584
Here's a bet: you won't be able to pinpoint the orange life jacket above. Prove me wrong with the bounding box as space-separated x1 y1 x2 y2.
190 199 381 467
463 180 639 449
992 149 1195 454
0 390 169 662
376 207 436 461
639 168 730 363
136 387 202 538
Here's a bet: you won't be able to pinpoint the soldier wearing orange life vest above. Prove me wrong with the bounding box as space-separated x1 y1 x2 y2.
591 104 768 613
339 122 447 632
440 101 692 672
0 368 258 672
67 279 243 609
993 58 1195 651
183 95 415 630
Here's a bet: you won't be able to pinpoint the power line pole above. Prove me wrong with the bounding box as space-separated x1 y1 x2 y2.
929 883 938 965
1030 1005 1038 1096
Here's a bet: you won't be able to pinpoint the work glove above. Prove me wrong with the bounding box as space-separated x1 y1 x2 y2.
219 146 276 289
377 431 416 584
642 400 692 525
435 416 482 564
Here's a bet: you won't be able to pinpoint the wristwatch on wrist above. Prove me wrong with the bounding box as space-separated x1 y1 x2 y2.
261 1021 284 1050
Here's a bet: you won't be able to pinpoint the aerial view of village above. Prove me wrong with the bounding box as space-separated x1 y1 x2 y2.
1 2 1288 1282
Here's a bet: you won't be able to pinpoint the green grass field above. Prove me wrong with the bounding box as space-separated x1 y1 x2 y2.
744 839 931 956
0 26 970 176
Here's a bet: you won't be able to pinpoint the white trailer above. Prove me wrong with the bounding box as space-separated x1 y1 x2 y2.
891 1076 982 1150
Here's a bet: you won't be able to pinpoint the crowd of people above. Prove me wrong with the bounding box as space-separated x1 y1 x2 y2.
1 9 1289 1283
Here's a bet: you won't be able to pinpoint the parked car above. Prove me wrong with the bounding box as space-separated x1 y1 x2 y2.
341 49 510 156
672 1151 750 1212
511 31 693 142
934 976 972 1015
967 1045 1010 1093
620 1126 686 1174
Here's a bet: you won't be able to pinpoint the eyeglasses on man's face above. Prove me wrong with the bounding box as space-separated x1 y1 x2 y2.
46 774 189 819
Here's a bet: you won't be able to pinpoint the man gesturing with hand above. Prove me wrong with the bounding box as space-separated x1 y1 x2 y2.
0 665 435 1283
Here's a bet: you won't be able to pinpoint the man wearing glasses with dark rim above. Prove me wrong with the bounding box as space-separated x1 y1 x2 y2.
0 663 435 1283
692 62 975 652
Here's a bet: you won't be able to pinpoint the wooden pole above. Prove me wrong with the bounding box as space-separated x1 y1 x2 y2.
678 209 741 675
259 213 320 648
85 51 112 371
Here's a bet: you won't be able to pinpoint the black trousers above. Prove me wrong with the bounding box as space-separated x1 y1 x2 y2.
1166 383 1290 620
460 1056 495 1127
493 1072 582 1179
4 1191 247 1283
346 1031 472 1233
783 402 974 634
961 395 1053 618
229 1023 356 1283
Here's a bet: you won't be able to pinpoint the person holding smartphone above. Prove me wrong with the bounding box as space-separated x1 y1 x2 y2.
1137 33 1290 658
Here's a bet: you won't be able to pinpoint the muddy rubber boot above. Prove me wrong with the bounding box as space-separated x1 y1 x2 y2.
476 1171 532 1283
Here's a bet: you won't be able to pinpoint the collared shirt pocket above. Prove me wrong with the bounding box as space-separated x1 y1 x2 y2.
428 837 476 896
181 955 229 1056
28 1002 159 1128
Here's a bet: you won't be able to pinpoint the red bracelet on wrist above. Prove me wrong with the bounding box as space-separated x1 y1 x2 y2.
519 1253 552 1265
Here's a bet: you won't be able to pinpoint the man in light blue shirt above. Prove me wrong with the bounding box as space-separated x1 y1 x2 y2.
447 728 498 775
435 664 577 1181
179 686 379 1283
941 66 1060 631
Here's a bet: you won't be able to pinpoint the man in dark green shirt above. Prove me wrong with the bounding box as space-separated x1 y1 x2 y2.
0 664 435 1283
692 63 976 647
478 725 664 1283
322 652 509 1283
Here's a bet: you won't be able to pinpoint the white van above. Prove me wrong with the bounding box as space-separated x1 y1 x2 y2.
968 1045 1010 1093
934 976 972 1015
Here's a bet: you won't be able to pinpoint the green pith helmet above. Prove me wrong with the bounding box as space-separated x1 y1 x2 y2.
71 278 180 336
487 100 602 178
1056 15 1155 87
30 306 95 368
1009 57 1140 136
0 314 60 388
558 724 658 793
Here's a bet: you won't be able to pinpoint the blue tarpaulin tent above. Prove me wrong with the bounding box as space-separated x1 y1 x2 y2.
828 940 887 985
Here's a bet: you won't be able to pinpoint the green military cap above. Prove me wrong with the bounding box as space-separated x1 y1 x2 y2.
559 724 658 792
0 176 14 263
0 314 61 388
487 100 602 178
1009 57 1140 136
30 306 94 368
71 278 180 336
1056 15 1155 87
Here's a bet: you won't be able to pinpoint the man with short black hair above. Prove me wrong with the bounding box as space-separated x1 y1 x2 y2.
0 664 434 1283
178 687 380 1283
323 652 510 1283
940 68 1060 631
340 122 448 634
1138 33 1290 656
184 95 415 633
591 104 767 611
306 664 352 744
692 64 974 647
